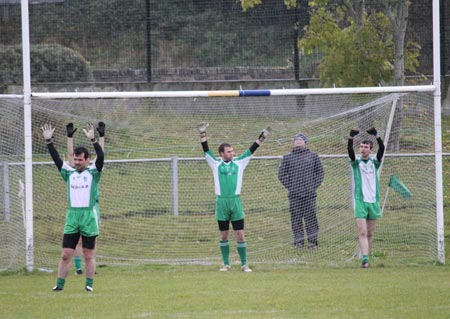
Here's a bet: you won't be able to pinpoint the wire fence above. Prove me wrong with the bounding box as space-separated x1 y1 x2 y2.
0 0 441 83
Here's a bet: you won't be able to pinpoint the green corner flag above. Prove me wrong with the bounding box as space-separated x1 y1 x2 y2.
389 175 412 200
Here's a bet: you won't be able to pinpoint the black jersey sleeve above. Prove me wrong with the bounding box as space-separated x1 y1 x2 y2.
249 142 259 154
93 141 104 172
201 141 209 152
47 142 63 171
347 139 356 162
376 137 385 162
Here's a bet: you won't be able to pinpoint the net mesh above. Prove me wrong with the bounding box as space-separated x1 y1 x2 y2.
0 92 438 270
0 97 26 271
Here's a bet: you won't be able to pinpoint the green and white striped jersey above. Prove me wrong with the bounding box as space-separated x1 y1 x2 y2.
60 162 102 209
205 149 253 196
349 156 381 203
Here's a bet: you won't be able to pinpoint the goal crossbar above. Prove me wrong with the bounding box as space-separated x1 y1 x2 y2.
30 85 436 99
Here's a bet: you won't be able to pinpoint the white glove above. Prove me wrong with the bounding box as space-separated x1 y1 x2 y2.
198 122 209 134
258 126 272 141
83 123 96 141
41 123 55 143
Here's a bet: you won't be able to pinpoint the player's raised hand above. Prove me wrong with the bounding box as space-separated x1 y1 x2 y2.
83 123 96 141
258 126 272 141
97 121 106 137
66 122 77 138
41 123 55 143
349 128 359 138
198 122 209 134
366 127 378 137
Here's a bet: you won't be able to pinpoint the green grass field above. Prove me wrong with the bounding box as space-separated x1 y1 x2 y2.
1 108 449 318
2 264 450 319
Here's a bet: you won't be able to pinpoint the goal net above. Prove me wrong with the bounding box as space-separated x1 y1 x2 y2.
0 91 438 270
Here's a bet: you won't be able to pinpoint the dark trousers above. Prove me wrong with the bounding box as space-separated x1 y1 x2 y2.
288 193 319 247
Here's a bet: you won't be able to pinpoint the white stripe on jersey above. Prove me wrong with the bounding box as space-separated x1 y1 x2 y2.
358 159 377 203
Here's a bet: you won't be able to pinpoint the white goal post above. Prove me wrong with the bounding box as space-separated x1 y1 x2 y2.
0 86 443 271
0 0 443 271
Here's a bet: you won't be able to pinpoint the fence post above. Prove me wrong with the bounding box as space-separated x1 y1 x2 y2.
171 156 179 216
2 162 10 222
145 0 152 82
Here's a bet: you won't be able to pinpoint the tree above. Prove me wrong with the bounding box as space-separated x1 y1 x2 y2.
381 1 418 151
298 0 419 87
383 0 415 86
240 0 419 86
241 0 419 151
241 0 297 11
300 1 420 151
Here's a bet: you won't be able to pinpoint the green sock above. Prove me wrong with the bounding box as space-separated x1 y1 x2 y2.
219 240 230 265
86 277 94 288
237 241 247 266
362 255 369 263
56 277 65 289
74 256 82 270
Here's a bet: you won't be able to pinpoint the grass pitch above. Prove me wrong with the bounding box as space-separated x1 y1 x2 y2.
1 264 450 319
2 109 450 318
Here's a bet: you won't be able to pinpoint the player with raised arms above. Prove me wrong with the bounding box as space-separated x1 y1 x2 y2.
66 122 105 275
198 122 271 272
348 127 385 268
42 122 104 292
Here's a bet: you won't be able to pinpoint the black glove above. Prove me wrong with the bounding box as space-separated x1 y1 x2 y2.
97 121 106 137
349 129 359 138
66 123 77 138
258 126 272 141
366 127 378 136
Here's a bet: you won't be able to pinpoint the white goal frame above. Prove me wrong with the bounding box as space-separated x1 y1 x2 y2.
15 0 444 270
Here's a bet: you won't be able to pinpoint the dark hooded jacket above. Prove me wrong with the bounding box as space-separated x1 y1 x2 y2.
278 147 324 197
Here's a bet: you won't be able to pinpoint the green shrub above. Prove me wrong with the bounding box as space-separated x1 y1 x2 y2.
0 43 92 83
0 46 22 84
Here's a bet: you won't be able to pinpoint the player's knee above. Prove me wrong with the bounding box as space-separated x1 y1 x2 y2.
234 229 245 242
61 249 74 261
358 228 368 237
83 249 95 260
219 230 229 240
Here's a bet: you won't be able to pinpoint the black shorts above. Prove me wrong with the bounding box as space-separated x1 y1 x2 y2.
62 233 97 250
218 219 244 231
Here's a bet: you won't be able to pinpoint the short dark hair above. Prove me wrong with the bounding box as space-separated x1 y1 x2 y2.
360 140 373 149
74 146 90 159
218 143 231 154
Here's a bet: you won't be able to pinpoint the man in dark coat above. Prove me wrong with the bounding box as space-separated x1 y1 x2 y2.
278 133 324 249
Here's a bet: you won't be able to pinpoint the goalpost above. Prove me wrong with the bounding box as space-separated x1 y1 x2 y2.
0 0 443 271
0 87 442 270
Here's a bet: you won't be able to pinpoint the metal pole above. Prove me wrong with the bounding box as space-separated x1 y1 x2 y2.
293 1 300 80
171 156 179 216
432 0 445 264
377 96 399 177
2 163 10 222
21 0 34 272
145 0 152 82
